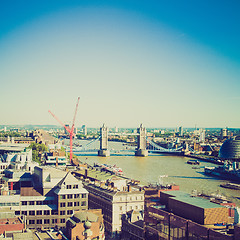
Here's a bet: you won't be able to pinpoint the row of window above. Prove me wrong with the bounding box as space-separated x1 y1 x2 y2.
18 210 58 216
60 201 86 207
60 210 73 215
21 200 55 206
0 202 19 206
28 218 65 225
59 193 87 199
119 196 143 201
66 184 79 189
119 205 143 211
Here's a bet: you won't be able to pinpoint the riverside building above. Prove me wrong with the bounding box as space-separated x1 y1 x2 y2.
74 167 145 237
144 187 239 239
84 181 144 237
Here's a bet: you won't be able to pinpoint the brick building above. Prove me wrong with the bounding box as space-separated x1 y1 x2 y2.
66 209 105 240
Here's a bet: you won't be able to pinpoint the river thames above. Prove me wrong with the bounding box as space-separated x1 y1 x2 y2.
72 140 240 206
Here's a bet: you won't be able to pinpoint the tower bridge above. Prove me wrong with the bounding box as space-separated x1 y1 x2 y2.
71 124 184 157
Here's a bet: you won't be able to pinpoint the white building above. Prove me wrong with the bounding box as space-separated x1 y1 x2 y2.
84 182 144 236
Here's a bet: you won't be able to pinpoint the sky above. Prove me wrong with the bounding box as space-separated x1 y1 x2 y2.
0 0 240 128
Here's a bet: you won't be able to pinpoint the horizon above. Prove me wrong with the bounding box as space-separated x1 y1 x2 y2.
1 1 240 128
0 124 239 131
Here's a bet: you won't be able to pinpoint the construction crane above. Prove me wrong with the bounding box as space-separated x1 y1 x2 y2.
48 97 80 163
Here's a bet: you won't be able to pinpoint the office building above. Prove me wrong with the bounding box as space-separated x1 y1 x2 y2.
0 166 88 229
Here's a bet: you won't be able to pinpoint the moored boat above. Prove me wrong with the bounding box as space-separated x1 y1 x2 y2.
187 160 200 165
220 183 240 190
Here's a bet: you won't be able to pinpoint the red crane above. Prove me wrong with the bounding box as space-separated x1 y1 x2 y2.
48 97 80 163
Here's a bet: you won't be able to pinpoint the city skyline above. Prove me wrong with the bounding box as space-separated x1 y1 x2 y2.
0 1 240 128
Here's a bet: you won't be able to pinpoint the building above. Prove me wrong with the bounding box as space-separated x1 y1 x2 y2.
199 129 205 143
144 187 238 239
0 208 25 235
0 166 88 229
178 126 183 136
64 125 70 135
121 210 144 240
221 128 228 140
219 136 240 160
44 149 67 166
31 129 59 145
82 125 87 135
159 190 229 225
83 181 144 237
66 209 105 240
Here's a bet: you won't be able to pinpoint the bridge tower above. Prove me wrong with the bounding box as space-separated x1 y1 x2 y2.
98 124 110 157
135 123 148 157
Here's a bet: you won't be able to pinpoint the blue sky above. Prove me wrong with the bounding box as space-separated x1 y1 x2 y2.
0 1 240 128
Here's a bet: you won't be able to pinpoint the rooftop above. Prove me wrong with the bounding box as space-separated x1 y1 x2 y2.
164 191 225 209
0 143 29 152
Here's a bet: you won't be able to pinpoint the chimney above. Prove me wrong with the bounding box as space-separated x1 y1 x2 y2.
56 157 58 167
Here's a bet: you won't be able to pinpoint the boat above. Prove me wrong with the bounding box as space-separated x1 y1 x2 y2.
220 183 240 190
187 160 200 165
204 161 240 182
94 163 123 176
192 166 201 169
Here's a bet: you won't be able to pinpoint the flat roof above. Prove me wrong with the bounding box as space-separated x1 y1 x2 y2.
164 191 225 209
0 143 29 152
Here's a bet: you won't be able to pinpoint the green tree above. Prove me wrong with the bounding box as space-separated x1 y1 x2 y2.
28 142 47 164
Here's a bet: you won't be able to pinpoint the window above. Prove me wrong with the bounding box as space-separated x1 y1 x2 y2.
29 220 35 224
73 185 78 189
74 202 80 206
60 195 66 199
67 194 73 199
22 211 27 215
60 202 66 207
135 206 138 209
29 211 35 216
22 201 27 205
82 194 87 198
60 219 65 223
36 211 42 215
81 201 86 206
67 210 73 215
67 185 72 189
37 219 42 224
29 201 34 205
36 201 42 205
51 210 58 215
60 211 65 215
44 219 50 224
119 206 122 211
44 210 50 215
67 202 73 207
74 194 79 198
52 219 56 224
15 211 20 215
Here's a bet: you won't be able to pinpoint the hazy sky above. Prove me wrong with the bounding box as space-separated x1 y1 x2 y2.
0 1 240 128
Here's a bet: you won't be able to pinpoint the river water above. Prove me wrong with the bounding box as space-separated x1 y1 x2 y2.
69 139 240 206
